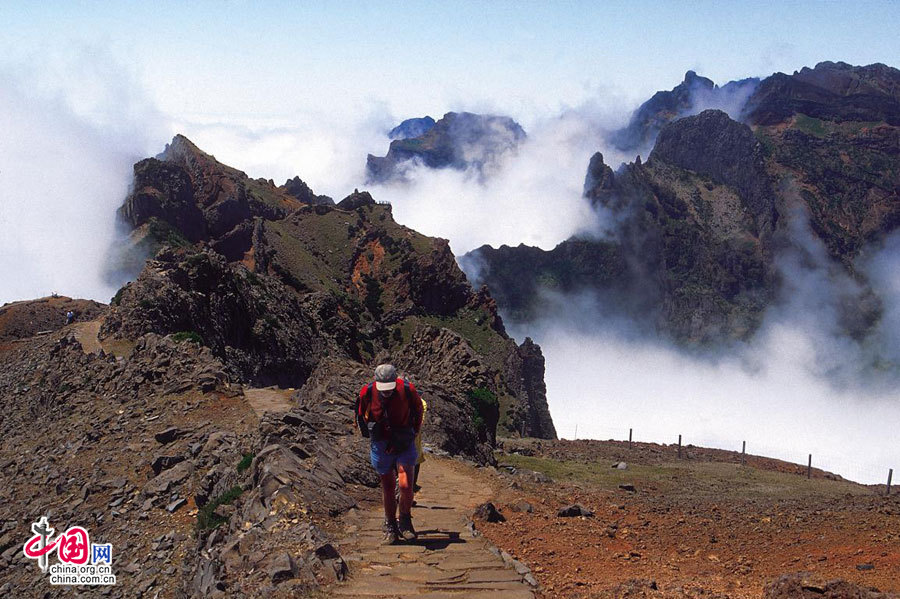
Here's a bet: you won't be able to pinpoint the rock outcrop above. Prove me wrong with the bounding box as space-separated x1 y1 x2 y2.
106 135 556 442
366 111 526 183
468 62 900 345
612 70 759 152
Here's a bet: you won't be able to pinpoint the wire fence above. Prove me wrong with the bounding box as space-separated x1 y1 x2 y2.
558 423 895 492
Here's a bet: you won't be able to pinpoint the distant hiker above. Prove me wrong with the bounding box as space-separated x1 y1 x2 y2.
356 364 424 545
65 310 75 325
413 397 428 503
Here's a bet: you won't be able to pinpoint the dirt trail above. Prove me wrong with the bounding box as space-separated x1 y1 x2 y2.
242 386 295 418
70 320 103 354
334 457 535 598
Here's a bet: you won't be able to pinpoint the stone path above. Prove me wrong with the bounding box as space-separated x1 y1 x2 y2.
243 386 295 418
335 457 535 598
71 320 103 354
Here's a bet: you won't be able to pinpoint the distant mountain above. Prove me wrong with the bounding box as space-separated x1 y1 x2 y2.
467 62 900 345
611 70 760 153
366 111 526 183
388 115 436 140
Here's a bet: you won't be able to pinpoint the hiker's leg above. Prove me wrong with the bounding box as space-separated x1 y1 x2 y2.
370 441 397 521
396 463 413 514
414 463 421 490
380 472 397 521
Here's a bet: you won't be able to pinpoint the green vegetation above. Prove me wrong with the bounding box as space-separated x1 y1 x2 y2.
110 287 126 306
146 217 191 249
794 114 827 138
498 452 870 500
237 453 255 474
467 387 498 435
197 485 243 532
421 307 504 359
171 331 203 345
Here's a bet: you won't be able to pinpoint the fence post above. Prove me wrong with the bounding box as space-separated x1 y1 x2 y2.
678 434 682 459
807 454 812 479
741 441 746 465
628 428 633 450
888 469 893 496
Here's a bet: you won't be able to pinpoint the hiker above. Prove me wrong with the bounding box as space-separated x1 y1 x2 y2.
413 397 428 502
65 310 75 325
356 364 424 545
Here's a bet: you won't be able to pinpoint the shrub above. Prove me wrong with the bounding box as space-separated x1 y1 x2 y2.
171 331 203 345
467 387 499 435
237 453 254 474
196 485 243 532
110 287 126 306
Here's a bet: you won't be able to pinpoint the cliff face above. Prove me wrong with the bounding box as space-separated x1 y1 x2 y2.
107 135 557 442
366 111 526 183
468 62 900 345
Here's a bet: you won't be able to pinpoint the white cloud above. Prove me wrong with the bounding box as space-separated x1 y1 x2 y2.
0 52 164 304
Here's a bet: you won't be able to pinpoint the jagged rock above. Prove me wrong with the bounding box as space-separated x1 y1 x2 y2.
154 427 183 444
143 461 193 498
312 544 347 582
764 573 899 598
473 502 506 523
151 455 185 475
281 176 334 206
266 552 296 584
557 504 594 517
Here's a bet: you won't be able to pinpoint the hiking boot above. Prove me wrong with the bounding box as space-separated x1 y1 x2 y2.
380 519 399 545
398 514 417 541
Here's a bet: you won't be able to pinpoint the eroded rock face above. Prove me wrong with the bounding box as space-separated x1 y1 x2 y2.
101 247 326 387
746 61 900 126
650 109 777 236
504 337 557 440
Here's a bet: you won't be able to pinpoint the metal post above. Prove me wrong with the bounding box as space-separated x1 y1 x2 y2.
628 428 633 450
807 454 812 479
677 434 682 459
888 469 893 495
741 441 746 465
574 424 577 440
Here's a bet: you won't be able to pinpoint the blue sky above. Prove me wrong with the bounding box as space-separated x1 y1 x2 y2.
2 1 898 481
3 1 899 123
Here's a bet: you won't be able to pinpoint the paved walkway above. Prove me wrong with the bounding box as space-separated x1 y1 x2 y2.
335 457 535 598
70 320 103 354
243 386 294 418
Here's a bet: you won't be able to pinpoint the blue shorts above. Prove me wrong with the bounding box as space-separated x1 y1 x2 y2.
370 439 418 476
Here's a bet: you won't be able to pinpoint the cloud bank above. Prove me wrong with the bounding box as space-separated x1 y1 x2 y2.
0 53 163 305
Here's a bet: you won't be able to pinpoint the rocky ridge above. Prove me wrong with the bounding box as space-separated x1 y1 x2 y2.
467 61 900 345
0 133 557 597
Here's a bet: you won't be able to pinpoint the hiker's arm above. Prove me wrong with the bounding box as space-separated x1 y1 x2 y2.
356 385 371 437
